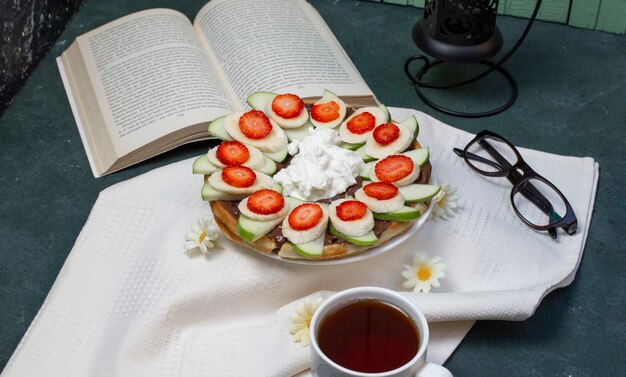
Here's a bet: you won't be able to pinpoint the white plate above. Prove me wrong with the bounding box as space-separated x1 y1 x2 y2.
257 177 436 265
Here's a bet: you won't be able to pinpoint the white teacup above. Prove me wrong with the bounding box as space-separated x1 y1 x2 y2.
309 287 453 377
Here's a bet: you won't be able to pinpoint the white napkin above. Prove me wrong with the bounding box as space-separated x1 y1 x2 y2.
2 108 598 377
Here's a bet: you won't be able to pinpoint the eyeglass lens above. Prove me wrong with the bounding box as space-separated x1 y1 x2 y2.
513 178 568 228
466 136 519 174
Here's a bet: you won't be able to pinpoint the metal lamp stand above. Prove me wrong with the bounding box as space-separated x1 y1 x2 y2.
405 0 543 118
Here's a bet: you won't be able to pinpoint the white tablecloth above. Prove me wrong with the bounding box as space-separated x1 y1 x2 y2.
2 108 598 376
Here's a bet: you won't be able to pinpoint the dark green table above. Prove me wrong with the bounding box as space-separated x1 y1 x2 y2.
1 1 624 375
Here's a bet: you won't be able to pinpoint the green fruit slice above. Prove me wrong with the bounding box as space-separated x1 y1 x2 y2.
322 89 339 99
246 92 277 110
237 215 283 242
207 116 233 141
329 223 378 246
398 115 419 138
402 148 429 167
379 104 391 122
399 184 440 203
290 235 325 258
355 145 377 162
373 206 422 222
284 122 314 141
339 141 365 151
359 161 375 180
201 182 247 201
284 196 306 209
264 147 289 163
192 154 219 174
257 156 277 176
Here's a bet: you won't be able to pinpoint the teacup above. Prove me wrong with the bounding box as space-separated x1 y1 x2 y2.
309 287 453 377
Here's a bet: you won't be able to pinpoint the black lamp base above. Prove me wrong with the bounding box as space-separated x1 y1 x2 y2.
406 57 518 118
412 20 503 64
406 0 543 118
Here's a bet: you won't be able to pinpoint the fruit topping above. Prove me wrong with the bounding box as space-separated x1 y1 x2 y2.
288 203 324 230
346 112 376 134
336 200 368 221
246 189 285 215
373 123 400 145
311 101 341 123
363 182 399 200
215 141 250 166
238 110 272 139
374 155 414 183
221 166 257 188
271 94 304 119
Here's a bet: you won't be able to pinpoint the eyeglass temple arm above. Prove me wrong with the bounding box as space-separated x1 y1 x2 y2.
455 148 560 238
455 146 556 217
476 140 557 216
453 148 504 170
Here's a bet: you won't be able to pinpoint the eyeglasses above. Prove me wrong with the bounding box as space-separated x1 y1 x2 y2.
453 130 577 239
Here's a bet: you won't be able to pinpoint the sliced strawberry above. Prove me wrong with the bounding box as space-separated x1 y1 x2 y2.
271 94 304 119
374 155 414 183
288 203 323 231
221 166 256 188
346 112 376 134
216 141 250 166
247 189 284 215
336 200 368 221
363 182 399 200
311 101 340 123
238 110 272 139
373 123 400 145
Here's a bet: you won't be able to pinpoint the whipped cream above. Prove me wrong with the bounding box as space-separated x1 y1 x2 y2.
274 128 363 201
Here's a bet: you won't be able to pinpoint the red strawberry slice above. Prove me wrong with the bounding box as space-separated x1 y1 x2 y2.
311 101 340 123
221 166 256 188
363 182 399 200
288 203 323 231
271 94 304 119
373 123 400 145
346 112 376 134
336 200 368 221
374 155 414 183
247 189 284 215
238 110 272 139
216 141 250 166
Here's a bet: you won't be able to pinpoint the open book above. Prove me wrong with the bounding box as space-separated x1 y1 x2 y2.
57 0 377 177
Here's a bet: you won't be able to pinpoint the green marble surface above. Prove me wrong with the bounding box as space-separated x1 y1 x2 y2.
0 0 624 375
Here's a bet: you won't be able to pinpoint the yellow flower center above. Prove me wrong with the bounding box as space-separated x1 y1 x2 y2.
198 230 206 243
417 265 432 281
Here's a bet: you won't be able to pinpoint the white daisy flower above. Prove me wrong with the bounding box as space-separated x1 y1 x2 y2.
431 184 458 221
402 252 447 293
289 297 323 347
184 215 219 255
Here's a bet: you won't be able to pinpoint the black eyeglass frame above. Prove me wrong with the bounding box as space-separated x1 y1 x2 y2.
454 130 578 239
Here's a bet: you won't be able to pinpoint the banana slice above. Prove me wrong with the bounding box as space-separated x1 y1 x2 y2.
338 106 388 144
355 186 405 213
370 161 421 187
281 203 329 244
267 103 309 129
328 198 375 237
364 123 413 159
223 111 288 153
310 90 347 129
238 197 291 221
207 143 265 169
207 170 274 194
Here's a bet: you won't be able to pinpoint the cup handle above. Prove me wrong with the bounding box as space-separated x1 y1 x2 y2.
416 362 453 377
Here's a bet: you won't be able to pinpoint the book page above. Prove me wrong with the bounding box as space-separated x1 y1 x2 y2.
193 0 374 108
76 9 233 155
